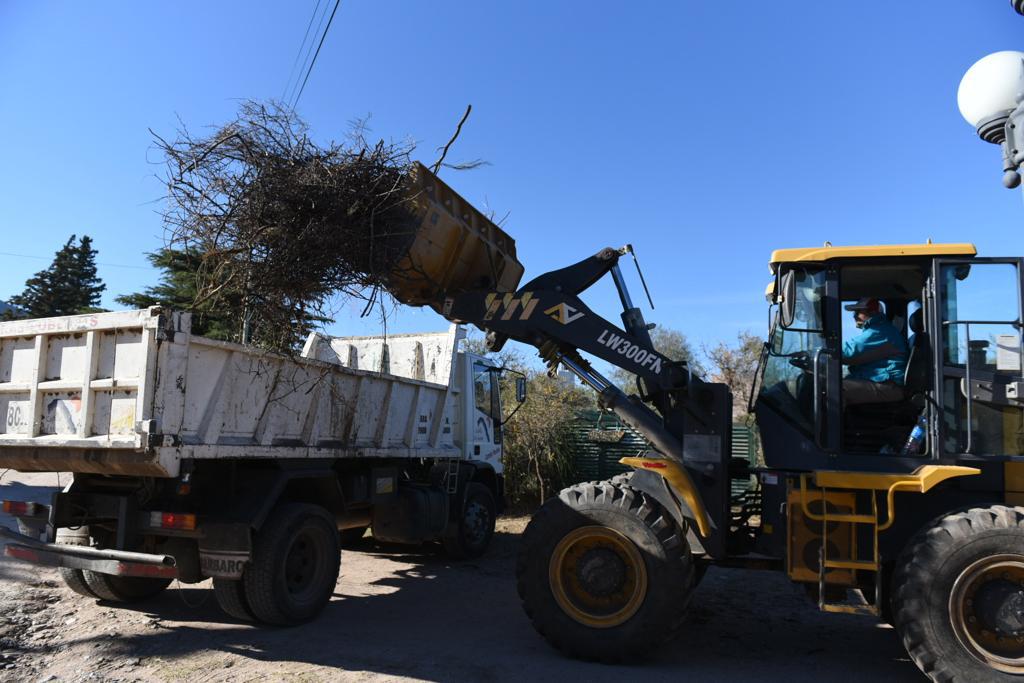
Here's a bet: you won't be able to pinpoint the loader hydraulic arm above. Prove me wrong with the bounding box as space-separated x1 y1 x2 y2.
443 246 717 455
441 246 732 557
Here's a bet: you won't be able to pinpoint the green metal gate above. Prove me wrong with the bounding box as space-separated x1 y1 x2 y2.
568 410 758 498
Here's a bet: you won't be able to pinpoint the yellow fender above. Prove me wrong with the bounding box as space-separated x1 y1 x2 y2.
619 456 712 537
802 465 981 531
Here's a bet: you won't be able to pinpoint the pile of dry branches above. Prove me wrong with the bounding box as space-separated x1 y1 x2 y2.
155 101 422 350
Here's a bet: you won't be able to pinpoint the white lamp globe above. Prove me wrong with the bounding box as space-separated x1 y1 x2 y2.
957 51 1024 135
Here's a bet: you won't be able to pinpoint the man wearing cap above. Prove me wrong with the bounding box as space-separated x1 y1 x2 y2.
842 298 908 406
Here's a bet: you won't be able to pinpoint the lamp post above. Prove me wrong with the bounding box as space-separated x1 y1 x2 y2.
957 2 1024 187
957 50 1024 188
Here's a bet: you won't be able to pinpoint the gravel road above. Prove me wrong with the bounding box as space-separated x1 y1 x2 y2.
0 471 922 682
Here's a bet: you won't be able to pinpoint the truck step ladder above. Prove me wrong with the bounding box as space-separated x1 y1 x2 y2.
817 484 881 617
445 458 460 495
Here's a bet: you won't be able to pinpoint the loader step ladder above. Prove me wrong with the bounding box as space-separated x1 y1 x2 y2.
817 485 881 617
805 466 981 617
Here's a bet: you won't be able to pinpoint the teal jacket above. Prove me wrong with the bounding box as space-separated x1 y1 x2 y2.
842 314 908 383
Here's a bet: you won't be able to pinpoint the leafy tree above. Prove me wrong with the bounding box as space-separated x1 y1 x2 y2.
116 247 330 348
8 235 105 317
609 326 705 393
115 248 237 341
705 331 765 425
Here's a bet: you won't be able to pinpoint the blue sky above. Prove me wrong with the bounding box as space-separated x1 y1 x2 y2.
0 2 1021 367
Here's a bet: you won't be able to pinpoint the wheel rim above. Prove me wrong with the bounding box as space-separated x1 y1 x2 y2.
548 525 648 629
284 528 326 603
949 554 1024 673
463 497 491 547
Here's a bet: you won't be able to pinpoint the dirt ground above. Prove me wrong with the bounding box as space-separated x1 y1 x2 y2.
0 471 923 682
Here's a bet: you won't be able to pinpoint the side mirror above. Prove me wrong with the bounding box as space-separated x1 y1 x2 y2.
779 270 796 328
516 376 527 403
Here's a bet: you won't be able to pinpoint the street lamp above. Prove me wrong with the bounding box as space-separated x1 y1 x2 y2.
957 50 1024 188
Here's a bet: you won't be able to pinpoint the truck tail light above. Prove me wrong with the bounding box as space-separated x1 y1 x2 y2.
150 511 196 531
2 500 39 516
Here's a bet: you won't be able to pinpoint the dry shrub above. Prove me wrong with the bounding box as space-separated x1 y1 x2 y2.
154 101 423 350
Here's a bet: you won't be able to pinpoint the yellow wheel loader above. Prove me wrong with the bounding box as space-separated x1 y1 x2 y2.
501 242 1024 681
387 165 1024 680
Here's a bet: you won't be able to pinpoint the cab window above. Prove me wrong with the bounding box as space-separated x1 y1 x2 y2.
938 262 1024 455
756 267 826 433
473 362 497 420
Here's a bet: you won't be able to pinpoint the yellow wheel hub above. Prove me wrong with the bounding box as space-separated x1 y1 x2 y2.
548 525 648 628
950 554 1024 673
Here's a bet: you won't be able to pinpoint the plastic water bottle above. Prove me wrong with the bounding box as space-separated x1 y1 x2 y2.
901 415 928 455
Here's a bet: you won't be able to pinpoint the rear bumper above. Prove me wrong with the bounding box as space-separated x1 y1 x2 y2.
0 526 178 579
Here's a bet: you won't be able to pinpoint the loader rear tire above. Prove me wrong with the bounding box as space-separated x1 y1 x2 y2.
55 527 97 598
213 578 256 622
83 572 171 602
517 480 694 663
893 505 1024 681
243 503 340 626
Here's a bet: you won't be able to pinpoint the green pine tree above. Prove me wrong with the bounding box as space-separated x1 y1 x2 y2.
117 247 331 350
8 235 106 317
115 248 238 340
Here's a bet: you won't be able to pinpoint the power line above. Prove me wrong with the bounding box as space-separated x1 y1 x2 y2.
282 0 326 105
0 251 152 270
292 0 342 109
286 0 332 108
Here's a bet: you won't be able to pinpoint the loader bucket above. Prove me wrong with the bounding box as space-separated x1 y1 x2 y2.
387 162 525 313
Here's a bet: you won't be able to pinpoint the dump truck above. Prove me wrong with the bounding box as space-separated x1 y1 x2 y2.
407 239 1024 682
0 163 526 625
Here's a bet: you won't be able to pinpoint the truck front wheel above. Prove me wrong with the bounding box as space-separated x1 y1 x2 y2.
516 480 695 662
443 482 496 559
894 505 1024 681
243 503 340 625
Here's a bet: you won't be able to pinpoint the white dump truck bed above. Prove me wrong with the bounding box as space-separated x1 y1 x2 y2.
0 308 459 477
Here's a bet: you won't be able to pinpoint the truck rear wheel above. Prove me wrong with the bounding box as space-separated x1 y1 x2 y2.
516 480 695 662
243 503 340 625
55 527 97 598
443 482 496 560
893 505 1024 681
213 578 255 622
83 572 172 602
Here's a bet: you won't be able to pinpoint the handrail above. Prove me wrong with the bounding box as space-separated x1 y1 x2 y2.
812 348 836 450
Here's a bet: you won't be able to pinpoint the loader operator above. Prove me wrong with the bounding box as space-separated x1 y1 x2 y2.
842 298 908 407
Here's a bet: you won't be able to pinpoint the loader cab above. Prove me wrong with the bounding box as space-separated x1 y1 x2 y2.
753 243 1024 471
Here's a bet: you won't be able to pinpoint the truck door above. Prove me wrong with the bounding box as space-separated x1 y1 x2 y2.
469 359 503 468
932 258 1024 456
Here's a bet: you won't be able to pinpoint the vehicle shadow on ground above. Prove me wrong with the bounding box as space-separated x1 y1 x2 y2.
52 529 922 683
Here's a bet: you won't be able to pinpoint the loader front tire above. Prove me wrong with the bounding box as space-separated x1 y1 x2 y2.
517 480 694 662
893 505 1024 681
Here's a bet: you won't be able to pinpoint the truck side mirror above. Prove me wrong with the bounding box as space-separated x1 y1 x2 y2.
516 377 527 403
